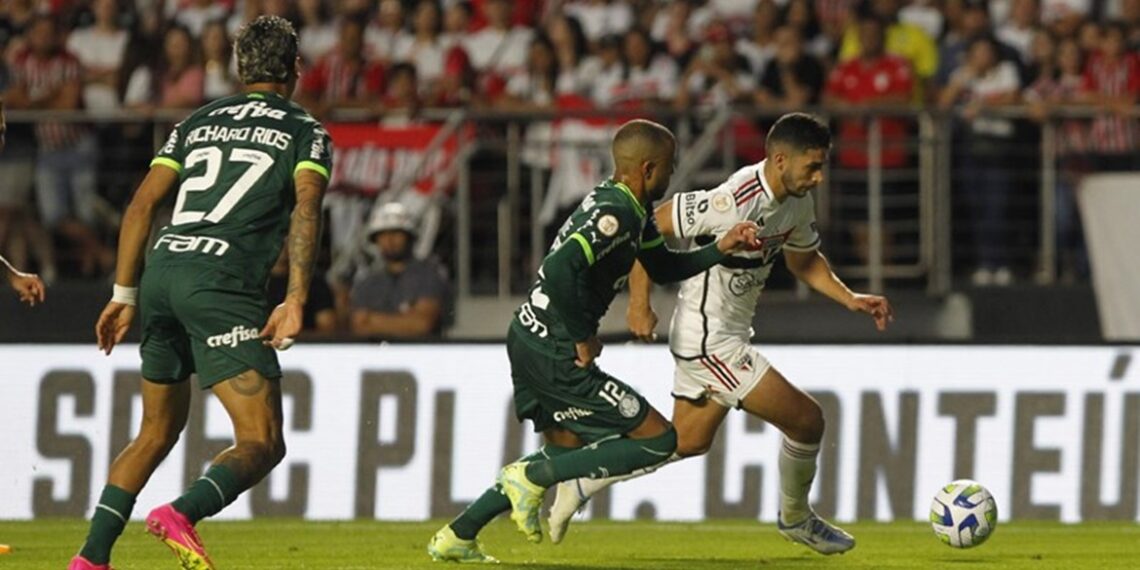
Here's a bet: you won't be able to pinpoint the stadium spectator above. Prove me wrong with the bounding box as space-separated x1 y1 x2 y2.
0 0 37 60
66 0 128 112
267 249 337 335
545 13 591 94
736 0 780 76
297 17 386 119
1025 35 1091 281
824 15 915 264
1077 19 1102 53
366 0 412 62
428 45 475 107
394 0 446 90
499 33 561 110
651 0 702 62
378 61 419 124
996 0 1040 65
350 202 449 340
1080 21 1140 172
939 35 1022 286
934 1 1021 92
463 0 532 76
841 0 939 93
297 0 336 63
782 0 832 59
201 19 237 101
439 0 473 51
123 24 205 111
675 21 755 109
593 27 677 108
175 0 228 37
899 0 945 39
755 25 826 106
563 0 634 45
6 15 111 278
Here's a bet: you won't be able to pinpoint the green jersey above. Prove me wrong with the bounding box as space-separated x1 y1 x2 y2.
147 91 332 287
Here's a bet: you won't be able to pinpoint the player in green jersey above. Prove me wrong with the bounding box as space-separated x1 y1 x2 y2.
428 119 760 563
69 16 331 570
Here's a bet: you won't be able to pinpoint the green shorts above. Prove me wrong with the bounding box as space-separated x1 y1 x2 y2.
506 323 650 443
139 264 281 389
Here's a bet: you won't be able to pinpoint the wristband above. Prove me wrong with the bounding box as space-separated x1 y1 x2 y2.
111 284 138 306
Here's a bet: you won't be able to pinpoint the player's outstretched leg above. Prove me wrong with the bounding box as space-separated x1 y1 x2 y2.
500 412 677 543
149 371 285 570
549 396 727 544
71 381 191 570
741 367 854 555
428 444 575 562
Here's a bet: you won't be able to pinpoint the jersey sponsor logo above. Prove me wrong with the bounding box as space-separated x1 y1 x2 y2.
160 128 179 156
154 233 231 256
310 127 329 160
681 192 709 229
553 407 594 422
728 271 763 296
206 325 261 348
208 100 287 121
597 214 619 237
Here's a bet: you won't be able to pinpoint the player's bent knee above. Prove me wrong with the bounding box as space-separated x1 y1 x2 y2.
790 401 825 444
674 433 713 457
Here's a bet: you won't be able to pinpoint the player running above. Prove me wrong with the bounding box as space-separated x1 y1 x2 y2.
548 113 893 555
427 119 761 563
68 16 331 570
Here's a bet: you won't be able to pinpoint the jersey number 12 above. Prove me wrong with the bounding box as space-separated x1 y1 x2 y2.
172 146 274 225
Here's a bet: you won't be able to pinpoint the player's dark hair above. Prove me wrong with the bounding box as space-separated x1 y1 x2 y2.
235 15 298 85
766 113 831 154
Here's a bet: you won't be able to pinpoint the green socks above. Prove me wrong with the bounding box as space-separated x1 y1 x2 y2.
449 445 573 540
171 464 243 524
79 485 136 564
525 428 677 487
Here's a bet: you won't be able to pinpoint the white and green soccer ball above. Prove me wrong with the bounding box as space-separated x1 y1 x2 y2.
929 479 998 548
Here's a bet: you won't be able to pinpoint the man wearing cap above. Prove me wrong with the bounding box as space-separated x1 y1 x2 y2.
349 202 449 339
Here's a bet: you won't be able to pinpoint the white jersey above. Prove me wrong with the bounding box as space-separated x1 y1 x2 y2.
667 160 820 358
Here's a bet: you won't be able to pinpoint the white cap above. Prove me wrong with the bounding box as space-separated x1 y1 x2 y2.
367 202 417 239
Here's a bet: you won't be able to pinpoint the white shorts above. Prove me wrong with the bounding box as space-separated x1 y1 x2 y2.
672 344 771 409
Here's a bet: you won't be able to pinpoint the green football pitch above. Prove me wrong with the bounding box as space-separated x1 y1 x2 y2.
1 519 1136 569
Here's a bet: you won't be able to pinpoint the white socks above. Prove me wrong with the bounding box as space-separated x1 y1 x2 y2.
576 452 683 498
779 438 820 525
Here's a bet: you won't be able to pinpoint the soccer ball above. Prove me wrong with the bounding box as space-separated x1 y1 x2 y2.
929 479 998 548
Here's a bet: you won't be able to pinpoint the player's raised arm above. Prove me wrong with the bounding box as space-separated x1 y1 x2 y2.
96 163 181 354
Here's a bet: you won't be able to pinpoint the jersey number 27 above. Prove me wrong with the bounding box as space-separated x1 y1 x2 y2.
172 145 274 225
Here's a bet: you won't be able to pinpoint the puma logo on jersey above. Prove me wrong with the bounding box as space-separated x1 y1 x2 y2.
154 234 230 256
208 100 287 121
206 325 261 348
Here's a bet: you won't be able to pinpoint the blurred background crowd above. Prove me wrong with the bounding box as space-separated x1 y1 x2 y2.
0 0 1137 339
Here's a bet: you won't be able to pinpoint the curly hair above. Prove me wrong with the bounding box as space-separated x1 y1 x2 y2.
234 15 298 85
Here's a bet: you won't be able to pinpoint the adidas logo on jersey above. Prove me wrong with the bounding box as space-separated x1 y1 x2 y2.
207 325 261 348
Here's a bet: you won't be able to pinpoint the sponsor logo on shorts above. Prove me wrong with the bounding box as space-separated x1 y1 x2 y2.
154 233 230 256
553 407 594 422
207 325 261 348
619 394 641 418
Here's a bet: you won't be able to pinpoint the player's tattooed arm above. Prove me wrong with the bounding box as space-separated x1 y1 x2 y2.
285 169 328 307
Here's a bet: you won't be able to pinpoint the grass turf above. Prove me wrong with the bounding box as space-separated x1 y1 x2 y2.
0 519 1136 569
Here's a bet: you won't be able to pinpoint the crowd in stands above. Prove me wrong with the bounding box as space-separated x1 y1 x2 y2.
0 0 1137 334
